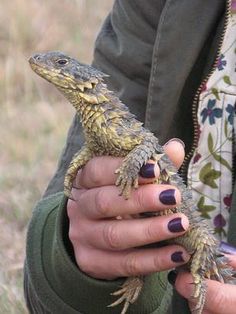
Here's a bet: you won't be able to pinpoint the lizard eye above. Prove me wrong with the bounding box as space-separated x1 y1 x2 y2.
56 58 69 66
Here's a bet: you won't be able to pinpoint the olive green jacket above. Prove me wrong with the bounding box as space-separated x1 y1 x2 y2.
24 1 236 313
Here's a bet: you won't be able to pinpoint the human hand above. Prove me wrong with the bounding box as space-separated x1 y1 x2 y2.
67 139 190 280
172 251 236 314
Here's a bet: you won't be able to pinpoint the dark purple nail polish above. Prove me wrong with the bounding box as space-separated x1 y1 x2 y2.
220 241 236 255
168 217 185 233
171 251 184 263
139 163 155 178
168 270 178 285
159 189 176 205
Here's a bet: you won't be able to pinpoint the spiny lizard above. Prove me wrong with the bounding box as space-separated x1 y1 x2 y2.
29 51 236 314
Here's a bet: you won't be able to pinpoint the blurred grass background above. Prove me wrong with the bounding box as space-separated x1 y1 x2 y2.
0 0 112 312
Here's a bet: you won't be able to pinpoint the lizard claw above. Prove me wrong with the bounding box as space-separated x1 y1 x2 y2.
115 168 139 199
108 277 143 314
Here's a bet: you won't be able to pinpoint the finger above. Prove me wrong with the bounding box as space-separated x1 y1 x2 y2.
85 214 188 250
73 184 181 219
75 245 190 280
139 138 185 184
75 156 123 189
163 138 185 169
175 272 236 314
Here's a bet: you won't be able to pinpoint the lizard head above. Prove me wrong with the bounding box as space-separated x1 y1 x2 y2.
29 51 108 94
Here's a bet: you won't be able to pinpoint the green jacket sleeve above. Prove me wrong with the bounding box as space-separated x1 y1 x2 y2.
24 193 173 314
24 1 173 313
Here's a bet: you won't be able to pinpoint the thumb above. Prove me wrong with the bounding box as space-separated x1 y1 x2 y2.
174 271 236 314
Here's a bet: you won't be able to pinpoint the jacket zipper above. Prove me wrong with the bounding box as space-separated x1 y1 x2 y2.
180 0 232 182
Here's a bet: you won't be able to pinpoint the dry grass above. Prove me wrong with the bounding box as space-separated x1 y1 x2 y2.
0 0 113 312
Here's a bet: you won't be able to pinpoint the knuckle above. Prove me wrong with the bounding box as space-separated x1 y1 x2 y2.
76 190 85 207
144 219 158 241
95 189 110 217
124 253 140 276
76 250 94 275
68 219 85 244
134 188 146 209
103 222 121 249
76 250 114 279
67 199 78 218
134 185 159 211
68 225 78 243
153 254 164 271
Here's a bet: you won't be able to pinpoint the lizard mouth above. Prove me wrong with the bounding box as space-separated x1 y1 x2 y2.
29 55 68 86
29 54 98 92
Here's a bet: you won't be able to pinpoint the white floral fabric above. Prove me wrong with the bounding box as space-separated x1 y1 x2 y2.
188 1 236 240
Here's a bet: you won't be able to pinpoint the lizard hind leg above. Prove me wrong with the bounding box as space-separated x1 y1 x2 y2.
64 146 93 198
108 276 144 314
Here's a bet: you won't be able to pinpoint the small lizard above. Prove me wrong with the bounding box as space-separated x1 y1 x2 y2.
29 51 235 314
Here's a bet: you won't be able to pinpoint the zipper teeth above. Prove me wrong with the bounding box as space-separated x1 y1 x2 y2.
181 0 232 181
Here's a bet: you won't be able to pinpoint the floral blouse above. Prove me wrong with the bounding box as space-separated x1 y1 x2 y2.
187 0 236 240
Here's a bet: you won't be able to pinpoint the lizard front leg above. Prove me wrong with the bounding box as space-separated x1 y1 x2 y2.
115 137 162 199
64 145 93 198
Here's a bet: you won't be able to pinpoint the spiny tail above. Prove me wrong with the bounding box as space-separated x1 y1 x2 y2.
158 152 236 284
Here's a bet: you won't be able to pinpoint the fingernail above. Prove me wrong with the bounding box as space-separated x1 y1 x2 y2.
171 251 185 263
164 138 185 149
168 217 185 233
159 189 176 205
220 241 236 255
168 270 178 285
139 163 155 178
